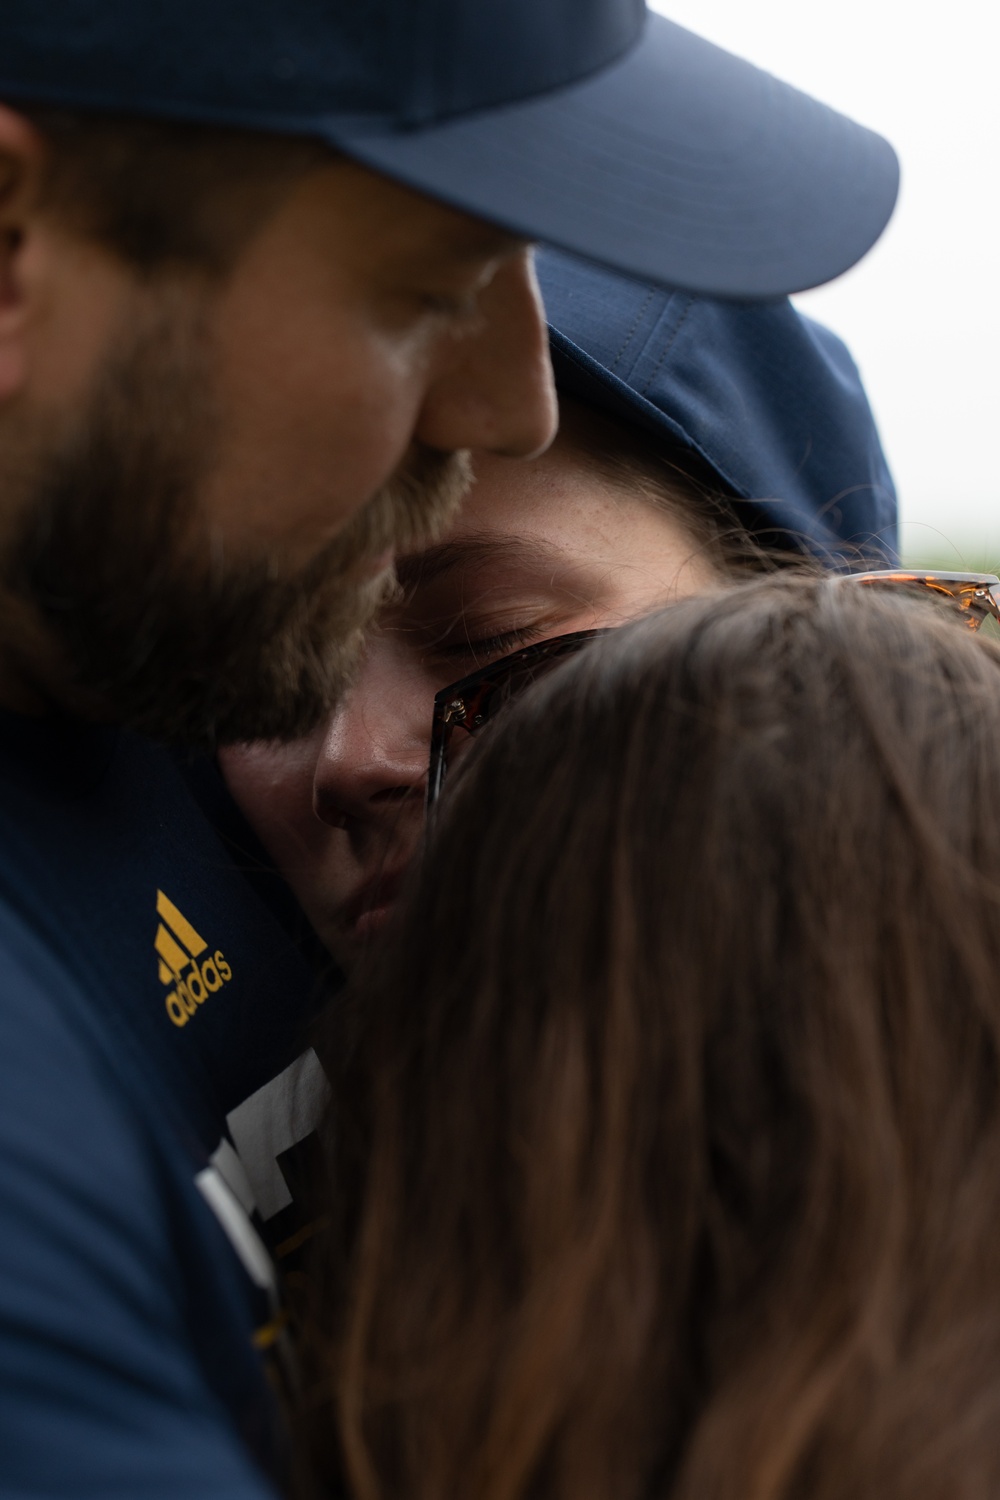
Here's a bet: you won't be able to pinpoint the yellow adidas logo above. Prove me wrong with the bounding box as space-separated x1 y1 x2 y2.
155 889 233 1029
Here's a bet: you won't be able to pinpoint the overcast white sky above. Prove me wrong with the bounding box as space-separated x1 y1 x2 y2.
650 0 1000 565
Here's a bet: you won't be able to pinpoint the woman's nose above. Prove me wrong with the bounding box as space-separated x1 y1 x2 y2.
312 662 432 835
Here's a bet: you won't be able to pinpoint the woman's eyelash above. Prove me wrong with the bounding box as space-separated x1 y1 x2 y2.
437 624 544 661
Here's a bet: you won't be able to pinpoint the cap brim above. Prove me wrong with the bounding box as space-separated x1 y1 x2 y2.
332 13 898 300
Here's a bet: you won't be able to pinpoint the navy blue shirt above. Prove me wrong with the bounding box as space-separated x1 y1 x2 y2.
0 710 331 1497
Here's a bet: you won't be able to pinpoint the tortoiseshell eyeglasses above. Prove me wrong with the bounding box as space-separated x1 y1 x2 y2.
425 570 1000 809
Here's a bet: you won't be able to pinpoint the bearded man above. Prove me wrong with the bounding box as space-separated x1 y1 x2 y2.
0 3 898 1496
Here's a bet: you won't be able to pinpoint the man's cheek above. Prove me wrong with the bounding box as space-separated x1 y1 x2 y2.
203 324 422 544
296 357 427 518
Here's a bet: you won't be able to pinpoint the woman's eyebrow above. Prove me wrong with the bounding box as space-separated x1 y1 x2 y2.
394 534 562 592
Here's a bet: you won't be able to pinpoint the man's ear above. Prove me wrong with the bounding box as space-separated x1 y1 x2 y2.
0 106 46 405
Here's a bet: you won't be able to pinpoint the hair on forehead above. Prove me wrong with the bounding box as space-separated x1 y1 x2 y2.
556 394 771 579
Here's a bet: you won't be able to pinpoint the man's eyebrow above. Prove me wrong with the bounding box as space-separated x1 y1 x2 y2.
394 533 560 591
439 225 527 263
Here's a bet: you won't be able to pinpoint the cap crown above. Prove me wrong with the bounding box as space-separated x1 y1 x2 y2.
0 0 644 129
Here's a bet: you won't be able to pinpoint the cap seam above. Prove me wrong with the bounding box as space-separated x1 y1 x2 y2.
610 287 656 373
641 295 694 395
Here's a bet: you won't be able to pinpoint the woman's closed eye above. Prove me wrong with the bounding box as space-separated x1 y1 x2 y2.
427 621 550 669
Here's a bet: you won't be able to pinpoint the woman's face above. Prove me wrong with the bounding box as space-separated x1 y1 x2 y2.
219 430 719 965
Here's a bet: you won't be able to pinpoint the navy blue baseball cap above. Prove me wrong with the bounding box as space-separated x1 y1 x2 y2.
537 246 898 563
0 2 898 299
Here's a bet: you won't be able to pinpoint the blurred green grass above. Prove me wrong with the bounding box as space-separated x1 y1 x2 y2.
900 541 1000 577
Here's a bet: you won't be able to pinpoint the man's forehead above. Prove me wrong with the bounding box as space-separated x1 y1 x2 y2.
350 165 526 262
411 209 526 265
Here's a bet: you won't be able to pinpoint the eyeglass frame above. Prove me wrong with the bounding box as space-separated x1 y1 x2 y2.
425 570 1000 810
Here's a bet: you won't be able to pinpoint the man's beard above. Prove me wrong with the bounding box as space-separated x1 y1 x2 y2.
0 297 471 748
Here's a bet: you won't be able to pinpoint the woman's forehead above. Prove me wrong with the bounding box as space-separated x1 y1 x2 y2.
399 443 670 574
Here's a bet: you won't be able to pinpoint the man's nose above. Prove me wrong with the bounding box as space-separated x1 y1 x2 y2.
414 248 558 460
312 672 431 836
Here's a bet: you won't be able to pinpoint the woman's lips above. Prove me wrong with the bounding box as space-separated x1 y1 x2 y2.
342 866 407 943
352 904 394 942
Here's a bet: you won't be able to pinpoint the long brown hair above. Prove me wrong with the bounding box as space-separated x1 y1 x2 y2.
310 574 1000 1500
